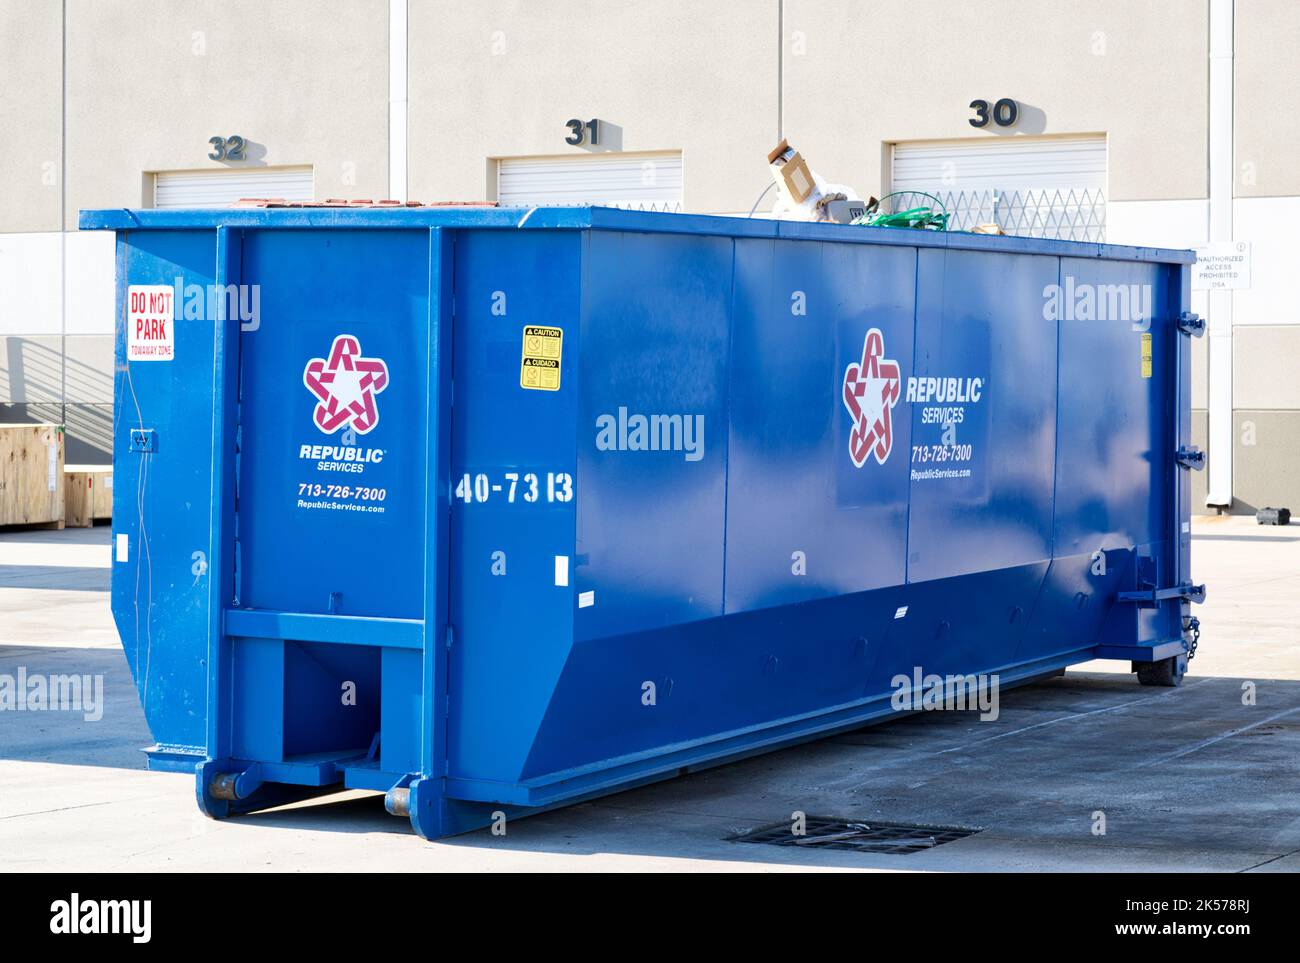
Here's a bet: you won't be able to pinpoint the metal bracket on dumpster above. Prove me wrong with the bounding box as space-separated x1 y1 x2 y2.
1117 582 1207 606
1177 311 1206 338
384 774 416 818
1176 445 1205 470
1118 553 1205 607
208 763 265 801
128 427 156 453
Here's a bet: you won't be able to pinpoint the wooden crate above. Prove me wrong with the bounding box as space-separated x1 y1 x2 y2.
64 464 113 528
0 423 65 529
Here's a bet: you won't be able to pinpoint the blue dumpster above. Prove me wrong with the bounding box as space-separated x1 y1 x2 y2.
80 204 1204 839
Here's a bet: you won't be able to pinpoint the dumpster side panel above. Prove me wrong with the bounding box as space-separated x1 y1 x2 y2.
906 248 1060 584
447 229 581 783
1052 257 1181 648
235 229 430 620
724 238 915 612
112 229 223 757
517 239 1096 787
1052 258 1176 555
518 238 1185 789
223 230 431 769
518 229 736 781
522 233 923 780
572 230 733 643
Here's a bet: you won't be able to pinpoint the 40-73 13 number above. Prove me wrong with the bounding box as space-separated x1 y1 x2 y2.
454 471 573 504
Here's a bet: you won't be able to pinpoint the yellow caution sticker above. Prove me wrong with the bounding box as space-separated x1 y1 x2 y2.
1140 332 1153 379
520 325 562 391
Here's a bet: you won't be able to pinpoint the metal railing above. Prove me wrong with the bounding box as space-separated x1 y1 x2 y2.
915 187 1106 242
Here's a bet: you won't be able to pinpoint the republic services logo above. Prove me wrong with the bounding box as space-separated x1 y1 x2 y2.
303 334 389 435
842 327 901 467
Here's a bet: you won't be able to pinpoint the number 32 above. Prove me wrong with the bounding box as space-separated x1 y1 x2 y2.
208 135 246 161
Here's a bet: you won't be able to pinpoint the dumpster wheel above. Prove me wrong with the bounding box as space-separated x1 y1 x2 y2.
1136 653 1187 687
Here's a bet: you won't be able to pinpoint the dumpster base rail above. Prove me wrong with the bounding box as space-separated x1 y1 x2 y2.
188 641 1187 840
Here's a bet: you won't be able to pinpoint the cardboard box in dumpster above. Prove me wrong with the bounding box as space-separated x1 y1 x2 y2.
767 139 815 203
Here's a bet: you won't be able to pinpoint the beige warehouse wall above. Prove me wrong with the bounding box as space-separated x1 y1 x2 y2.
1233 410 1300 512
62 0 391 226
407 0 781 212
783 0 1208 203
1234 0 1300 198
1232 326 1300 409
0 0 63 233
6 0 1218 222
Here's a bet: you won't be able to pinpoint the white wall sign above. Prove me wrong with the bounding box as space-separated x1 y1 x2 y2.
127 284 175 361
1193 241 1251 290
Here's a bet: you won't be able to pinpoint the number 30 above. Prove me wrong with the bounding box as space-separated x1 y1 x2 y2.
969 99 1018 129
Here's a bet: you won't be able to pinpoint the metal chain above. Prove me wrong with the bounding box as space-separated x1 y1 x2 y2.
1184 616 1201 661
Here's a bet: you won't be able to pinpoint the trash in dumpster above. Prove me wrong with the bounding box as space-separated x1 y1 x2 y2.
852 192 951 231
766 138 863 221
767 138 815 203
80 203 1205 839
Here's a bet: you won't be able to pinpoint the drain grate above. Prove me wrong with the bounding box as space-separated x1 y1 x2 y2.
729 816 982 855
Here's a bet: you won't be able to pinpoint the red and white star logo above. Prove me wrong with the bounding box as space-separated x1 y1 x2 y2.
303 334 389 435
842 327 901 467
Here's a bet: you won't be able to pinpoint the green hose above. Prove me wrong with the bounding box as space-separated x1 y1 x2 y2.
851 192 950 231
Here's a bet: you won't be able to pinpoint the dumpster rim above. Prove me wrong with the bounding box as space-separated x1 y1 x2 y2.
77 205 1196 265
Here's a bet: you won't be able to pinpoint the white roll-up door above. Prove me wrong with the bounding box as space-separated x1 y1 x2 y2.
891 136 1107 240
497 152 683 211
153 166 314 208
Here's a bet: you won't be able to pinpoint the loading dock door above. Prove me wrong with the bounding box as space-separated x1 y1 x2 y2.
497 152 683 211
154 167 314 208
891 136 1106 241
